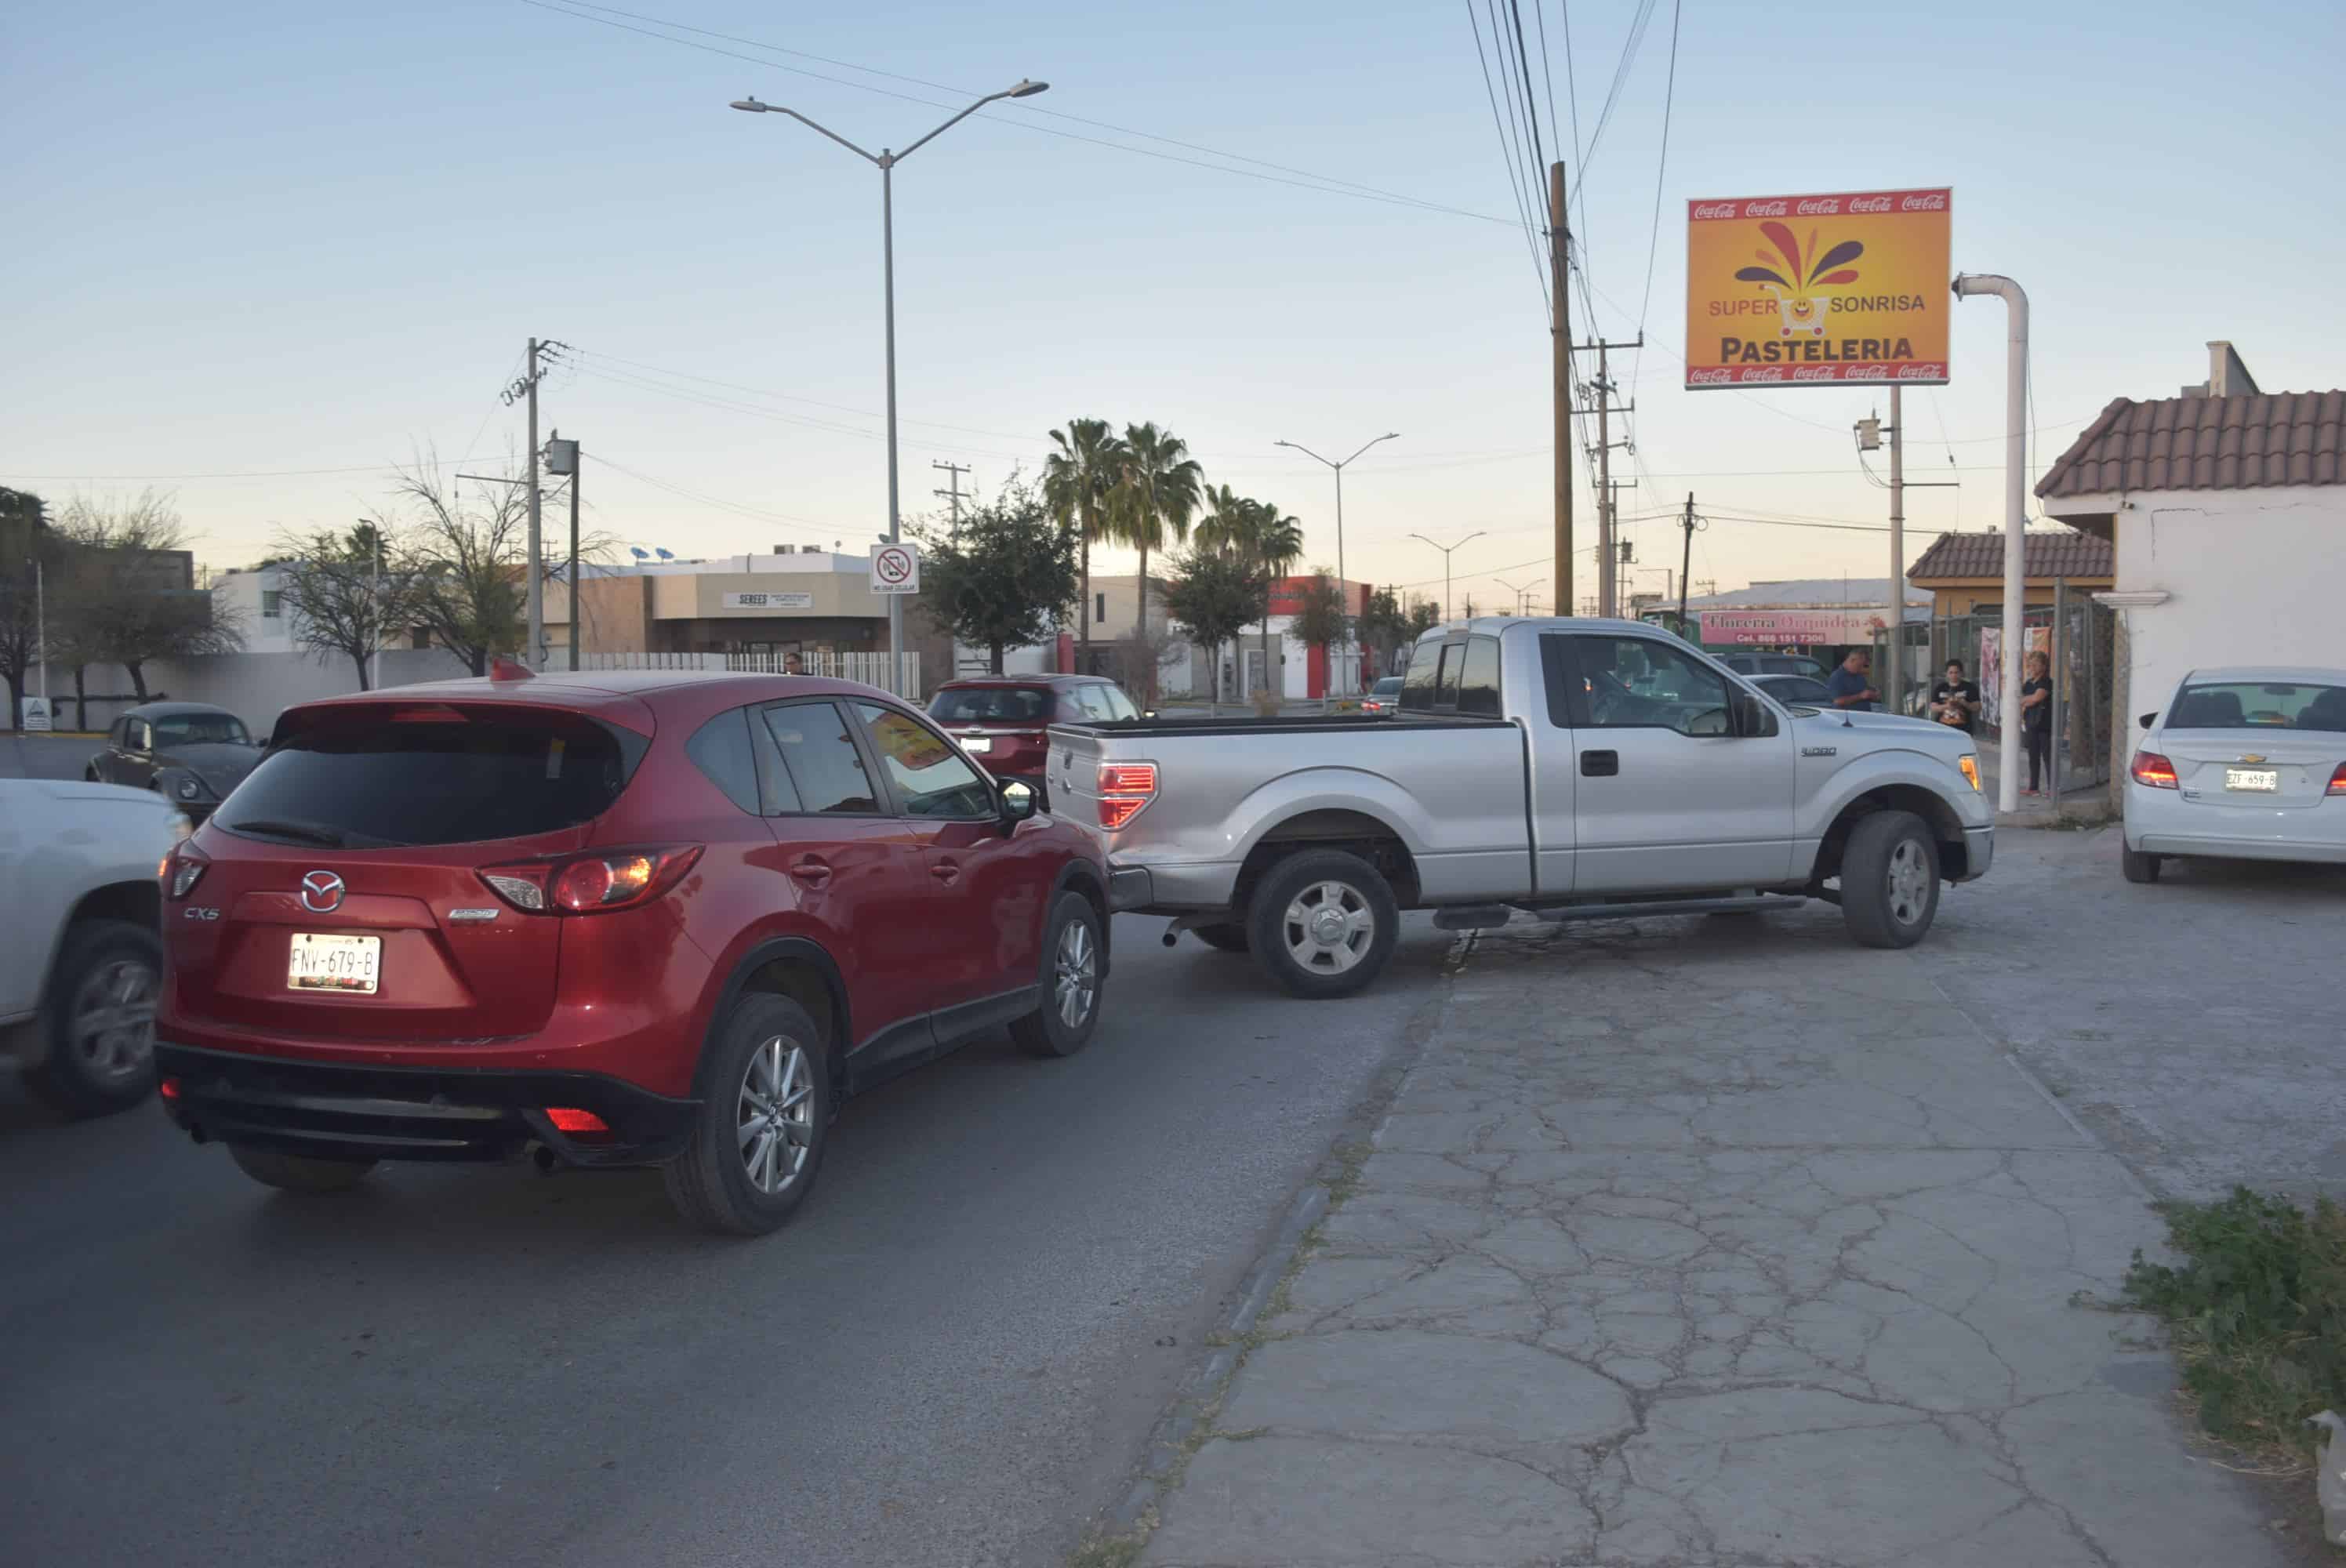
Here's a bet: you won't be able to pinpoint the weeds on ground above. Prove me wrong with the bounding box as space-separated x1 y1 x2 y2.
2123 1186 2346 1464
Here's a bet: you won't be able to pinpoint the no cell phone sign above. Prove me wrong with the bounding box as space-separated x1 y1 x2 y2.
870 542 920 594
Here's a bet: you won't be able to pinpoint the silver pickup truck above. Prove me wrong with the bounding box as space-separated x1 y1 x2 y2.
1049 617 1992 997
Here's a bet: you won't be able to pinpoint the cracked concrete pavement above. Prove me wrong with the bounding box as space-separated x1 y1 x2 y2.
1138 858 2304 1567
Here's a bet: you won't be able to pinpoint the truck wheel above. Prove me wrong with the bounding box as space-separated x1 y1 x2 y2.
231 1145 376 1192
1191 923 1250 953
1009 891 1104 1058
2121 846 2163 884
663 994 831 1236
1840 810 1939 949
1247 849 1398 999
24 919 162 1119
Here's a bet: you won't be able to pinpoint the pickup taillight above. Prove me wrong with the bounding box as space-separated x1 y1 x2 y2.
1098 761 1159 831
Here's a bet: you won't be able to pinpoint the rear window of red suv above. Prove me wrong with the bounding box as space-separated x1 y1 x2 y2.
219 707 644 848
930 686 1052 723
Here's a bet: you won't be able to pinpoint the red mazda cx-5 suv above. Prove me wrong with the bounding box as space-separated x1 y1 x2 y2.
154 666 1110 1235
928 674 1144 804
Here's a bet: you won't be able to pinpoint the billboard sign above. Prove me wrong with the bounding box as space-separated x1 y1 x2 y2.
1699 608 1894 647
1686 188 1950 388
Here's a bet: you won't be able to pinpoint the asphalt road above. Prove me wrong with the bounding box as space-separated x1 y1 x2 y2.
0 912 1453 1568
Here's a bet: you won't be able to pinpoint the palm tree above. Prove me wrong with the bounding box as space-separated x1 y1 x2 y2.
1194 485 1255 703
1042 418 1124 670
1109 422 1203 700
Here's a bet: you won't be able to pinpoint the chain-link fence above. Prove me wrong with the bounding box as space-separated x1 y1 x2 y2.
1919 583 2113 793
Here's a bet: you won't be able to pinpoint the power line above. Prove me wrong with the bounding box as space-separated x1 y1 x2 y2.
1466 0 1552 310
1580 0 1660 180
1631 0 1681 401
522 0 1518 227
590 450 835 533
1505 0 1549 178
566 347 1043 445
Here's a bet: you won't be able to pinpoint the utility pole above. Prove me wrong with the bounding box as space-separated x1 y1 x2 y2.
931 459 970 532
525 338 543 667
1676 492 1701 630
1570 334 1640 617
1549 162 1574 617
1887 383 1905 706
545 433 583 671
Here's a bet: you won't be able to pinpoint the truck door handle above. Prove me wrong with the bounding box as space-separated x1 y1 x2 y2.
930 859 961 886
1581 750 1619 777
788 856 833 888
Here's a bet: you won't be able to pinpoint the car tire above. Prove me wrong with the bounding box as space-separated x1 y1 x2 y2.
1247 848 1400 999
663 994 831 1237
1191 922 1251 953
1840 810 1940 949
1010 891 1105 1058
23 919 162 1120
2122 845 2163 884
230 1145 376 1192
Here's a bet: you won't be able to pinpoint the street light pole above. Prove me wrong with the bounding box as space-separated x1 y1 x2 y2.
734 79 1048 688
1407 530 1487 624
1276 433 1398 695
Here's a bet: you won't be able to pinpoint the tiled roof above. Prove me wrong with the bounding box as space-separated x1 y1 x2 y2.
1906 530 2112 583
2036 391 2345 499
1680 577 1929 609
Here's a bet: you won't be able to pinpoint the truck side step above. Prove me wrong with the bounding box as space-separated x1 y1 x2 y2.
1433 904 1516 931
1522 894 1807 925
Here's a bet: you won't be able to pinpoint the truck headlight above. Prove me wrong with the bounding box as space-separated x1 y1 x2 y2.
177 779 202 800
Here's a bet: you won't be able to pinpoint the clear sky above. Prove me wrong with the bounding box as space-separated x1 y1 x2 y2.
7 0 2340 614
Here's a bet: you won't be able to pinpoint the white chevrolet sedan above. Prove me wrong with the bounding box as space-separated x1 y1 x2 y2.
2123 666 2346 883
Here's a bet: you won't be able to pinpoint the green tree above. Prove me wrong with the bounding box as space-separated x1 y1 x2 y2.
1406 597 1443 638
1161 543 1266 706
1109 422 1202 700
1042 418 1124 669
913 479 1078 673
1194 486 1302 696
1289 569 1349 676
1357 586 1411 678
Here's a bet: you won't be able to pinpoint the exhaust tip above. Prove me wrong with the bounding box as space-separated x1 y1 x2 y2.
530 1144 559 1175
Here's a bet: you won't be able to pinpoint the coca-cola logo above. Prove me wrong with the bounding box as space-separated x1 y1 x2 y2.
1745 199 1789 217
1746 368 1788 382
1848 195 1894 213
1796 198 1841 216
1901 192 1948 211
1691 201 1739 220
1687 367 1734 384
1897 364 1943 379
1792 365 1838 381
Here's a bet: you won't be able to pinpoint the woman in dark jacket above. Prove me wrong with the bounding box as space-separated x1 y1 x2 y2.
2019 650 2053 795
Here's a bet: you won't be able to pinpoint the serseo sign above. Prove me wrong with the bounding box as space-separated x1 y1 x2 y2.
1685 188 1950 388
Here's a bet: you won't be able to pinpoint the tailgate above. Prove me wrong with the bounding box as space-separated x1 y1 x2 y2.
1047 724 1113 835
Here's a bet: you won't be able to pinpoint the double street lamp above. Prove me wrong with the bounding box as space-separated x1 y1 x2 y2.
1407 529 1486 623
1275 432 1398 692
732 78 1048 687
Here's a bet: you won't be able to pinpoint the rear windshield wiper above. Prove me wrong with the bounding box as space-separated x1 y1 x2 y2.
221 818 348 847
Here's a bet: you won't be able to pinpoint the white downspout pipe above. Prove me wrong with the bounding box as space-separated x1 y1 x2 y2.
1953 273 2029 814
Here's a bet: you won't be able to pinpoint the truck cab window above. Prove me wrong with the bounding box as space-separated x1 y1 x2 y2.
1434 642 1465 709
1574 637 1733 737
1458 637 1502 717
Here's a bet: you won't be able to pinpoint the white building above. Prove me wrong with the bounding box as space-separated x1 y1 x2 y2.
2036 343 2344 780
211 566 299 654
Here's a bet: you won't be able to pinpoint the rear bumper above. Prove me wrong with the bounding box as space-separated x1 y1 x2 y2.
2131 833 2346 865
154 1041 698 1167
1104 859 1240 913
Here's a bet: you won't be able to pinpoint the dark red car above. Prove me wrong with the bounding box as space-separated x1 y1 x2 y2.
928 674 1143 801
153 667 1111 1236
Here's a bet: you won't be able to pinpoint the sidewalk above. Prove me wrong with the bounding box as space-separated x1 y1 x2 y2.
1135 914 2293 1567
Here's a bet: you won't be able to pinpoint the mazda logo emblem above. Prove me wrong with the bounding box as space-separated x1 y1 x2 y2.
300 870 345 913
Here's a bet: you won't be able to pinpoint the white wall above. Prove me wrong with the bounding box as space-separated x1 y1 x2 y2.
212 568 298 654
30 648 474 737
2112 485 2343 748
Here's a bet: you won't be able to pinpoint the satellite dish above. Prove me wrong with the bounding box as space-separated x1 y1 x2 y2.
656 548 675 561
629 546 649 561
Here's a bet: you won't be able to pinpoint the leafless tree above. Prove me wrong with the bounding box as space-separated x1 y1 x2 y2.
55 492 245 702
271 521 418 690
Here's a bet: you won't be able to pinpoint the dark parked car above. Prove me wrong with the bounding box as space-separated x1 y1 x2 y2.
154 667 1112 1236
929 673 1143 802
89 702 260 822
1716 652 1828 680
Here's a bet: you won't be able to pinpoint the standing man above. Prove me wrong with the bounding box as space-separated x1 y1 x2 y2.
783 651 805 676
1930 658 1981 733
1825 649 1880 712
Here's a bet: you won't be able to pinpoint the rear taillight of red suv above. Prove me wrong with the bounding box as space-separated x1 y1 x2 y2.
162 844 208 900
479 845 704 915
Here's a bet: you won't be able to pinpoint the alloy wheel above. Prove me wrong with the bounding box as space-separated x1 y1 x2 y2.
1055 918 1097 1029
1283 880 1375 975
737 1037 815 1196
1886 838 1929 926
70 959 157 1086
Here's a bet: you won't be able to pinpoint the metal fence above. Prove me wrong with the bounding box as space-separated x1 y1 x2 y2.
581 650 921 698
1922 581 2113 793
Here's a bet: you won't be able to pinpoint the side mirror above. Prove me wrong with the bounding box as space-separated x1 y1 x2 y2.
1731 692 1767 736
2138 712 2158 730
998 779 1038 829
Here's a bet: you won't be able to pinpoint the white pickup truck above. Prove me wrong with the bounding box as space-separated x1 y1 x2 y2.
1052 617 1993 997
1 779 187 1115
